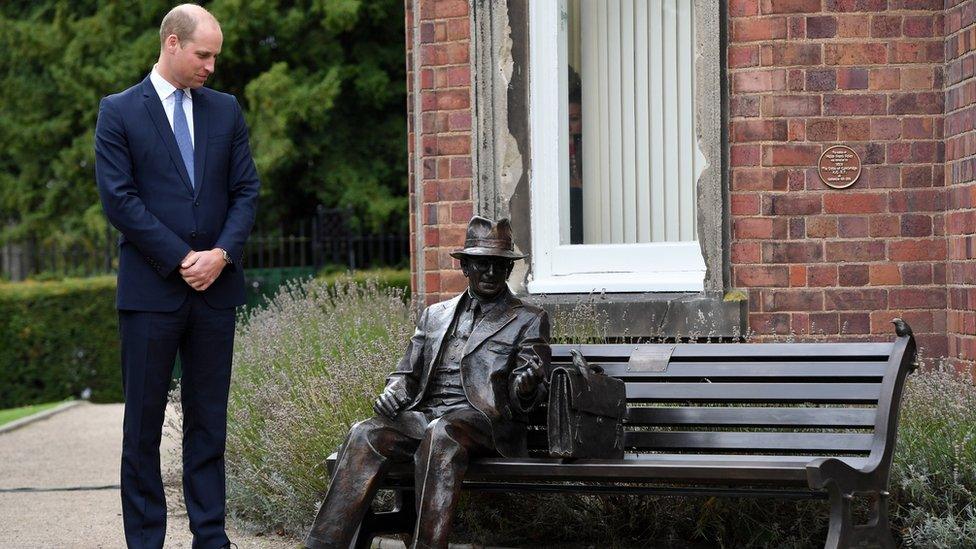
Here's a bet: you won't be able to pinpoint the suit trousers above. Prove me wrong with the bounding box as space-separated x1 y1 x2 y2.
119 291 236 549
305 406 495 549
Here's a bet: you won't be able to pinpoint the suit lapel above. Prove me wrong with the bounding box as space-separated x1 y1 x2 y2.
191 89 208 199
463 293 520 357
425 294 463 370
411 295 463 406
141 77 194 194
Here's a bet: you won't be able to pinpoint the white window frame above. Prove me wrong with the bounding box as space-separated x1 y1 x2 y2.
527 0 706 294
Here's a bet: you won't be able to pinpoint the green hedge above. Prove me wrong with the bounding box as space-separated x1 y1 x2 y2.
245 267 318 309
0 276 121 407
316 268 411 297
243 267 411 311
0 268 412 409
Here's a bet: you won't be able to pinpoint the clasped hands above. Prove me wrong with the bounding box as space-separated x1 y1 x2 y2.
373 388 409 419
180 249 227 291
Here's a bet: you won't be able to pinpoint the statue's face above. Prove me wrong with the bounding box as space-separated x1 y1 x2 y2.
461 256 514 300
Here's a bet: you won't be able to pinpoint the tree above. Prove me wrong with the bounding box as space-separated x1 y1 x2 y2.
0 0 407 249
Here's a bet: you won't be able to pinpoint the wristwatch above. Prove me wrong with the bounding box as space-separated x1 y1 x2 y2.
217 248 233 265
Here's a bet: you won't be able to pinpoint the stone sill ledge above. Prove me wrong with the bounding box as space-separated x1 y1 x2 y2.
522 291 748 340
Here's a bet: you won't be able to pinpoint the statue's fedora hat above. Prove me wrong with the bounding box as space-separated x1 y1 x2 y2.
450 216 527 260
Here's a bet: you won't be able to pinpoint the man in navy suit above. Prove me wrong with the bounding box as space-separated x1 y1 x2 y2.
95 4 258 548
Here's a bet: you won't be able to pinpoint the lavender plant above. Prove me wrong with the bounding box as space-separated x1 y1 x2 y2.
546 294 613 344
224 276 413 535
894 362 976 548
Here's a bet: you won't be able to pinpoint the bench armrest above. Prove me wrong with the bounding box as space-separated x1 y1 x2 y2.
806 457 888 494
865 323 917 474
807 457 874 491
808 321 918 496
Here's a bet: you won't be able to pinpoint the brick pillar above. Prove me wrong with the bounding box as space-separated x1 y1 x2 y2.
945 0 976 375
406 0 474 306
728 0 948 359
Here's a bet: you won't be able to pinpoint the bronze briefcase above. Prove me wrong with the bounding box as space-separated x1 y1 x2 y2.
547 350 627 459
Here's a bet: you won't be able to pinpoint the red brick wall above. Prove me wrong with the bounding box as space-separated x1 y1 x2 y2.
406 0 474 305
945 0 976 374
403 1 973 366
728 0 949 358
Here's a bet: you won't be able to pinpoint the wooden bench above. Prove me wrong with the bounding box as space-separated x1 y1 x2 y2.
327 320 917 549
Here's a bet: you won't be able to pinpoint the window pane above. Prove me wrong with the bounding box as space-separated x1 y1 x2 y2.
564 0 698 245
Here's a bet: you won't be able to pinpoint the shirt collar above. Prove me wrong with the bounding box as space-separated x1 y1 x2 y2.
465 287 507 313
150 65 191 103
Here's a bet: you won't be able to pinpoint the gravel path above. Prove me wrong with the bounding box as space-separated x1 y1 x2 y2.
0 402 298 548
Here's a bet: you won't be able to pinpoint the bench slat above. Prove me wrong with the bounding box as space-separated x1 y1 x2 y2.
605 453 870 466
552 343 893 361
626 382 881 403
549 361 889 379
327 451 869 468
460 483 829 500
625 406 877 428
361 456 814 484
624 431 873 452
465 458 812 483
327 452 871 485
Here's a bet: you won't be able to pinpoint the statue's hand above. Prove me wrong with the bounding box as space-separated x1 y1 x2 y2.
373 387 407 419
514 356 546 398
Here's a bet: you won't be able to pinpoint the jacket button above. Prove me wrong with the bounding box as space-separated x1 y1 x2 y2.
190 231 197 237
194 201 199 207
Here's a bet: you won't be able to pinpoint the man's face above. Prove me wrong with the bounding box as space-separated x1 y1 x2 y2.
165 22 222 89
461 256 514 300
569 101 582 135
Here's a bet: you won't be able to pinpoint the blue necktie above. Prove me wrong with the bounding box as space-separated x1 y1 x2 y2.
172 89 194 189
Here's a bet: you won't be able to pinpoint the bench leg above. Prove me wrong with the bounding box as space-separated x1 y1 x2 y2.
852 491 896 549
351 489 417 549
824 487 896 549
824 484 854 549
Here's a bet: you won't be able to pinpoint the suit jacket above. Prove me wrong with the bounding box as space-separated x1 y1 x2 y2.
385 289 551 457
95 75 260 311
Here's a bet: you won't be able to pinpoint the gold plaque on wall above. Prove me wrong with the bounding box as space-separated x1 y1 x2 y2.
818 145 862 189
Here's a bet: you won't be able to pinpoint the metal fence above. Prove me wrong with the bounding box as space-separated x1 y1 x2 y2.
1 208 409 281
1 232 118 281
245 207 409 270
247 231 409 270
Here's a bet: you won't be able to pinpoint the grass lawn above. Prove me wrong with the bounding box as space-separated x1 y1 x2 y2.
0 401 68 427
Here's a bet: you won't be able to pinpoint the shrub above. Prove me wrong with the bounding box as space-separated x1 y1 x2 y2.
316 267 411 298
893 363 976 548
0 276 121 407
244 266 318 310
223 276 413 535
546 296 613 344
242 266 410 310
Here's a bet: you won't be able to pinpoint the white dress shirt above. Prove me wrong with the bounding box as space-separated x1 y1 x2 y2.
149 65 194 147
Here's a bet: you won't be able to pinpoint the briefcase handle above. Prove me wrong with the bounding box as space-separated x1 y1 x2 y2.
569 349 605 389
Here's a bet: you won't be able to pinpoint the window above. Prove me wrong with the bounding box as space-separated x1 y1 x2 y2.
528 0 709 293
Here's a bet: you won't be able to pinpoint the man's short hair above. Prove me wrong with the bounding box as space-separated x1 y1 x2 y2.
159 4 216 47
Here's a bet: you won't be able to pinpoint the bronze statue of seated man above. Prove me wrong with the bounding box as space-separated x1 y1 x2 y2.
305 216 551 549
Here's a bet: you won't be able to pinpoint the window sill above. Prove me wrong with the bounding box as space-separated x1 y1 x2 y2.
526 271 706 294
521 290 748 340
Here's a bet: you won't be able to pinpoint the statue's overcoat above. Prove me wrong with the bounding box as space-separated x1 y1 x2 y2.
385 289 551 457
